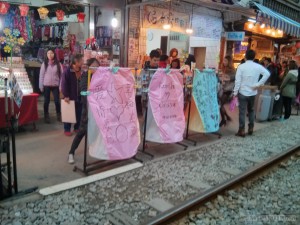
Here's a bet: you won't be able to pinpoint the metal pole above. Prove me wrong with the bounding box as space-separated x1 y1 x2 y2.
10 116 18 194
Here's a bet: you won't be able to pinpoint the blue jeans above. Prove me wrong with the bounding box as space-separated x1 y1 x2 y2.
64 101 82 132
238 93 255 129
44 86 60 115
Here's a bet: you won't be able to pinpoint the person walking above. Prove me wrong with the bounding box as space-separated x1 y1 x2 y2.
39 49 63 123
219 55 235 127
280 60 298 120
68 58 100 164
61 54 84 136
233 50 270 137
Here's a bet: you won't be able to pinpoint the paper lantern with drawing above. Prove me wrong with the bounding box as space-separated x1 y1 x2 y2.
87 67 140 160
0 2 10 15
19 4 29 16
37 7 49 20
145 69 185 143
77 12 85 23
56 9 65 21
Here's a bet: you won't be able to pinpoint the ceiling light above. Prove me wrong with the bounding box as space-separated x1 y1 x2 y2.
266 29 271 34
186 28 193 34
247 18 256 23
248 23 254 29
163 24 171 30
260 23 265 28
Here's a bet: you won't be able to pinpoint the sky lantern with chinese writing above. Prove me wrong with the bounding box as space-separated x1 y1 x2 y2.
0 2 10 15
77 12 85 23
56 9 65 21
19 4 29 16
38 7 49 20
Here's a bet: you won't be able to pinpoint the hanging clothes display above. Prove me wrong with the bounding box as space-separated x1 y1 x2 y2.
146 69 185 143
88 67 140 160
186 69 220 133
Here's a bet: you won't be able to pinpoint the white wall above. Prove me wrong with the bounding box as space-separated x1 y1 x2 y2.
146 28 169 55
190 37 221 69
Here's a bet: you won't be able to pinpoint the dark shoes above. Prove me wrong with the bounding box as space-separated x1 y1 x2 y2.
235 129 245 138
248 126 254 135
44 114 50 124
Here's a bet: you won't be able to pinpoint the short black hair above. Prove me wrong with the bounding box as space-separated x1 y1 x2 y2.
245 50 256 60
150 50 160 59
71 54 83 65
265 57 272 63
160 54 169 62
86 58 100 67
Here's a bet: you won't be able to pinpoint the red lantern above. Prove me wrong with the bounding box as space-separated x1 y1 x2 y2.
77 12 85 23
0 2 10 15
296 41 300 49
19 4 29 16
56 9 65 21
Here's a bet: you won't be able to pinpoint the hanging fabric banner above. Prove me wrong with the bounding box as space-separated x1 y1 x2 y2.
87 68 140 160
146 69 185 143
187 69 220 133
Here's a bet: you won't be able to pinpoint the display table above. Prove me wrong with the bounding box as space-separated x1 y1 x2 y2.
0 93 39 128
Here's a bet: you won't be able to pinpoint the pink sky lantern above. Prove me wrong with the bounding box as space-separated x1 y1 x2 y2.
19 4 29 16
0 2 10 15
77 12 85 23
56 9 65 21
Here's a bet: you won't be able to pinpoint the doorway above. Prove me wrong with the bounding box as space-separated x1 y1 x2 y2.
160 36 168 55
194 47 206 69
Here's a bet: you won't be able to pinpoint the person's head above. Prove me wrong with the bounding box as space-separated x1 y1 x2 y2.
185 54 195 67
223 55 233 68
160 54 169 63
245 50 256 61
71 54 84 70
282 61 288 68
170 48 178 58
264 57 272 67
149 50 160 67
46 49 56 61
288 60 298 70
156 48 162 56
44 49 61 75
86 58 100 74
171 58 180 69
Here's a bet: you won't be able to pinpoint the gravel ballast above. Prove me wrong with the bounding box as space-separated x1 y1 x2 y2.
0 118 300 225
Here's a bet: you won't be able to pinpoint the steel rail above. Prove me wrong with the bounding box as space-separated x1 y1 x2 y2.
146 143 300 225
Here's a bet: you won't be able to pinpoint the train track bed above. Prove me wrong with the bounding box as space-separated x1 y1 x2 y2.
167 152 300 225
0 118 300 225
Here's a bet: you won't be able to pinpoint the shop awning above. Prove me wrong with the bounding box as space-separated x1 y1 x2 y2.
253 2 300 38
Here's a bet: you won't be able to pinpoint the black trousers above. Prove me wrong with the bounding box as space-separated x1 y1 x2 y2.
69 105 87 155
282 96 292 119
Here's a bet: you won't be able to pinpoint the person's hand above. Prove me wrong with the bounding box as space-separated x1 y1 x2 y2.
64 97 70 103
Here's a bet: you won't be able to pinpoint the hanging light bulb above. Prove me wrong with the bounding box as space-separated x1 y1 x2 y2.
277 30 283 34
186 4 194 34
248 23 254 29
111 12 118 28
266 29 271 34
260 23 265 28
163 24 171 30
163 0 172 30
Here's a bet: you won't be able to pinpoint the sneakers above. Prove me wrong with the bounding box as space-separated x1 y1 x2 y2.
68 154 75 164
248 126 254 135
64 131 72 136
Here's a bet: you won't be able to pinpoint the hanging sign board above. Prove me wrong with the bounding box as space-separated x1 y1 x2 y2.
88 68 140 160
146 69 185 143
225 32 245 41
187 69 219 133
143 5 189 32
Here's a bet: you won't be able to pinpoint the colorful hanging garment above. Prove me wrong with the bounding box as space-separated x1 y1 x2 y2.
88 67 140 160
186 69 220 133
146 69 185 143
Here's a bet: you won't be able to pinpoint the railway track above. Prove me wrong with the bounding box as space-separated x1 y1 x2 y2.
146 144 300 225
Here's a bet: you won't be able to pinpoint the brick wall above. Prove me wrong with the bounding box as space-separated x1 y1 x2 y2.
128 6 140 67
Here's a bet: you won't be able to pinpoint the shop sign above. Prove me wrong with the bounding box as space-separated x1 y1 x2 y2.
143 6 189 32
226 32 245 41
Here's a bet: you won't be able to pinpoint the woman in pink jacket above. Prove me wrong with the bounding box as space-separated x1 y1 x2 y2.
39 49 63 123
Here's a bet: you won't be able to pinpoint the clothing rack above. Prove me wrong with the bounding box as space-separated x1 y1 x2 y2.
38 22 68 27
